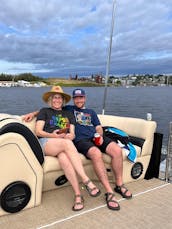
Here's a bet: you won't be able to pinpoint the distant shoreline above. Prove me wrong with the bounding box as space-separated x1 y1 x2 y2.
44 78 104 87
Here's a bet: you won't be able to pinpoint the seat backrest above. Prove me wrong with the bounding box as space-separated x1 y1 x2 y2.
0 121 44 165
98 114 157 139
21 117 37 134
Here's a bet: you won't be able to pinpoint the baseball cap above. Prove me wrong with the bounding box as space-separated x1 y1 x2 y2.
72 89 86 98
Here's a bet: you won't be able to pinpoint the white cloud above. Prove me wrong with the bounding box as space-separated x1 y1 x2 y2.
0 0 172 77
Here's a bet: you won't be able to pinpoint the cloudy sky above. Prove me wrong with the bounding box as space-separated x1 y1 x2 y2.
0 0 172 78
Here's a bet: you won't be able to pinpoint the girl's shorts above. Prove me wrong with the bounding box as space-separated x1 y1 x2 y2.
38 138 49 155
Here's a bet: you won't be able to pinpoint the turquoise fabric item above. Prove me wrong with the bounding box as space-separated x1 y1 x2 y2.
105 127 137 163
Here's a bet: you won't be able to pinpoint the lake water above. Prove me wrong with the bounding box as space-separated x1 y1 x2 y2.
0 86 171 147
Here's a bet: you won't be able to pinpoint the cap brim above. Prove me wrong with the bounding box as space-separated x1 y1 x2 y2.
73 94 85 98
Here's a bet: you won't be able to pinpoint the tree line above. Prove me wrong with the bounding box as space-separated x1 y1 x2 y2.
0 73 43 82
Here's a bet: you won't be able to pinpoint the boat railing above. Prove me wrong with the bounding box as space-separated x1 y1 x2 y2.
165 122 172 182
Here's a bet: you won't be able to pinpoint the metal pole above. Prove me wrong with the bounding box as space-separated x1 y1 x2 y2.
165 122 172 182
102 0 116 115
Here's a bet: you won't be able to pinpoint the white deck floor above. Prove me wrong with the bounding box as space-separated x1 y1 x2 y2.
0 178 172 229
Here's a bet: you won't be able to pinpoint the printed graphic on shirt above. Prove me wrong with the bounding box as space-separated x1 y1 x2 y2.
74 110 93 126
49 114 70 131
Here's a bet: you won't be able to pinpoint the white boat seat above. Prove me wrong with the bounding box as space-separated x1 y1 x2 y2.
0 113 159 216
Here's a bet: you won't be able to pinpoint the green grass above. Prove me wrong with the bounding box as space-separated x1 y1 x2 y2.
44 78 104 87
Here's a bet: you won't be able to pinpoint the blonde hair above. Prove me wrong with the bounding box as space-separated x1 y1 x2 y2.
47 94 66 107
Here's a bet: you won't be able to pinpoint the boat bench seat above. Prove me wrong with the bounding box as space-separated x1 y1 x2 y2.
0 113 158 216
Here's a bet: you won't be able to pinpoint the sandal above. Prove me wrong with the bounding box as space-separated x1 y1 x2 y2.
105 192 120 211
72 194 84 211
114 184 132 199
84 180 101 197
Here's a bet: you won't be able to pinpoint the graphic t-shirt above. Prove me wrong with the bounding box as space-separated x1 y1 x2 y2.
37 107 75 134
65 105 101 142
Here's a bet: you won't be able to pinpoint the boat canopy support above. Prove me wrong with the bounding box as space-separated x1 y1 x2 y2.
102 0 116 115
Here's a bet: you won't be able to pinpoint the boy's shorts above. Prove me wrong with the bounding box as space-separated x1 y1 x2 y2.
74 136 113 158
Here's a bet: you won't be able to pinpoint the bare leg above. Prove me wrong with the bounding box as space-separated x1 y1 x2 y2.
106 142 123 186
106 142 132 197
57 152 83 211
87 146 113 193
44 138 99 195
58 152 81 195
87 146 119 209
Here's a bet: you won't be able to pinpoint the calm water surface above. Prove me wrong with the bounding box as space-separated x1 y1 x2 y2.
0 86 171 146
